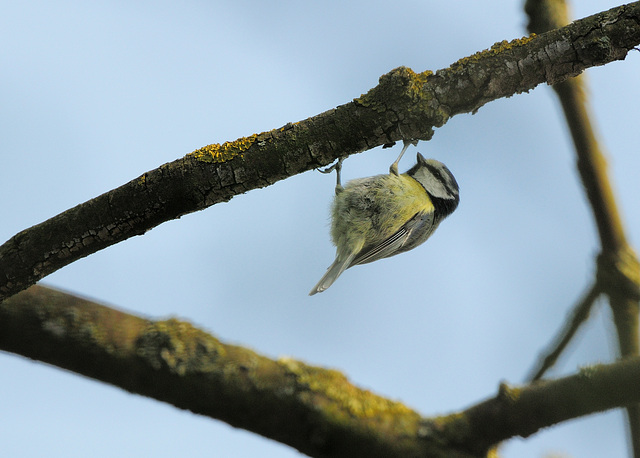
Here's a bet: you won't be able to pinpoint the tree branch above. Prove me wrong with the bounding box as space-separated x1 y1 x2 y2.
438 357 640 455
2 285 640 457
525 1 640 455
0 285 462 458
527 282 601 382
1 2 640 303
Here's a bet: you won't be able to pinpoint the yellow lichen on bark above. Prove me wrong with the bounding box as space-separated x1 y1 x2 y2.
189 134 258 163
449 35 537 70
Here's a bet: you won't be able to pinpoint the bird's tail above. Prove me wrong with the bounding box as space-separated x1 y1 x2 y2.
309 253 356 296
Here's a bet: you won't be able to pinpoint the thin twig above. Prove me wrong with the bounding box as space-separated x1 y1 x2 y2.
526 283 601 382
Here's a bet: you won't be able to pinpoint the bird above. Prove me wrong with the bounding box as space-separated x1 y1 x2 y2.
309 141 459 295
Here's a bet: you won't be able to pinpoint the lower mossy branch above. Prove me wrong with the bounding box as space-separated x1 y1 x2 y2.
2 285 640 457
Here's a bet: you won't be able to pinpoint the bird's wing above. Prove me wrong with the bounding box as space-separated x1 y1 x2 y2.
394 210 438 255
351 211 435 266
351 227 410 266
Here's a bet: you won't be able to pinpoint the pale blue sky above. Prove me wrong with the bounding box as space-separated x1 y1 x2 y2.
1 1 639 457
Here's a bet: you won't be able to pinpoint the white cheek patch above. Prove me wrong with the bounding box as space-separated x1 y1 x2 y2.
423 173 450 199
414 162 458 200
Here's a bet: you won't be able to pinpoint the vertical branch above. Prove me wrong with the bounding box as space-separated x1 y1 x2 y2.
525 0 640 456
553 80 627 252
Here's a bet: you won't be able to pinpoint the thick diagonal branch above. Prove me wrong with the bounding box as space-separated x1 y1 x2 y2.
2 2 640 303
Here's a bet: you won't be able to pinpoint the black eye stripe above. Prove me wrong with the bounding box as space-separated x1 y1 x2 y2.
424 164 445 183
424 163 458 193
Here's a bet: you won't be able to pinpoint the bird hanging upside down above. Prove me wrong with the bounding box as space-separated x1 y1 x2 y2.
310 141 460 295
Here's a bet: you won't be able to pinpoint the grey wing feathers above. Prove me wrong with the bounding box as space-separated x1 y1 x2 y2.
393 210 438 255
309 211 437 295
351 227 410 266
352 211 436 266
